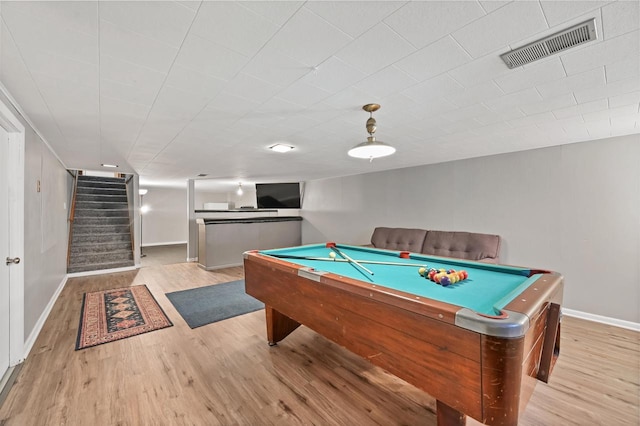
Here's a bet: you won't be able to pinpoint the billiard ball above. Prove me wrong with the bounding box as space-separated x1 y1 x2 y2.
329 252 336 259
418 267 426 276
440 276 451 287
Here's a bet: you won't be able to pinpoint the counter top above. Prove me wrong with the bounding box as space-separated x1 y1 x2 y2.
197 216 302 225
194 209 278 213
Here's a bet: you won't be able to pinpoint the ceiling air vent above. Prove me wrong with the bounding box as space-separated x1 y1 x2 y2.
501 19 597 69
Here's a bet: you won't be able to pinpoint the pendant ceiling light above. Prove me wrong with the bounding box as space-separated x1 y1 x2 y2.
236 182 243 196
348 103 396 162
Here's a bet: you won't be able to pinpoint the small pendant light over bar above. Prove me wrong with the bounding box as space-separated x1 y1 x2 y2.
348 103 395 162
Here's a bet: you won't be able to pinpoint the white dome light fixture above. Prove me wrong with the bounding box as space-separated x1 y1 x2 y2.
348 103 395 162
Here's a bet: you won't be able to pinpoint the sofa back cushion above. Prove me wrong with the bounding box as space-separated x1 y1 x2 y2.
370 227 428 252
421 231 501 263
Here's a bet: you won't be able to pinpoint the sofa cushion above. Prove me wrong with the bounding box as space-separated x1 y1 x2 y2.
421 231 501 263
370 227 428 252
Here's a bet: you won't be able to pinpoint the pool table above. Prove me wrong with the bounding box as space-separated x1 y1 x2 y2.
243 243 563 426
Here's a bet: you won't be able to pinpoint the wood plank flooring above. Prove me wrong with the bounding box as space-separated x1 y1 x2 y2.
0 262 638 425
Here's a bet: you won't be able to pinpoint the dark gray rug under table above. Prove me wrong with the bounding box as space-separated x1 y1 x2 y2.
166 280 264 329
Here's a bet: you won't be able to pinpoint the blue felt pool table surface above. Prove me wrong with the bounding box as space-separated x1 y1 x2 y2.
261 244 538 316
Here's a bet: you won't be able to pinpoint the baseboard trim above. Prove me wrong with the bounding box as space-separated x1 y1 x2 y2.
66 266 137 278
142 241 187 247
23 274 68 360
187 257 198 262
563 308 640 332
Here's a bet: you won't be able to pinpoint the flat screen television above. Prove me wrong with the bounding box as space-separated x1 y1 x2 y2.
256 182 301 209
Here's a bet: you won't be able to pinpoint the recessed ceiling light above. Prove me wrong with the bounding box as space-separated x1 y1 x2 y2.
101 163 119 168
269 143 294 153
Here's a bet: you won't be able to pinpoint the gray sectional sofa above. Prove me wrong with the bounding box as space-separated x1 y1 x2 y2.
370 227 501 264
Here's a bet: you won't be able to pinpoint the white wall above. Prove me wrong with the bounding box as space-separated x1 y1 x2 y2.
301 135 640 323
140 186 188 246
0 90 70 340
194 188 257 210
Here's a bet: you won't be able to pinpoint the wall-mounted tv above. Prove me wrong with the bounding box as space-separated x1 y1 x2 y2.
256 182 301 209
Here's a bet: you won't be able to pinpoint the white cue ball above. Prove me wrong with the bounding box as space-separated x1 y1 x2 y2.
329 252 336 259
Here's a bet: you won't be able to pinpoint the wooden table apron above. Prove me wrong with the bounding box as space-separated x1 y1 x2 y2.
243 251 563 426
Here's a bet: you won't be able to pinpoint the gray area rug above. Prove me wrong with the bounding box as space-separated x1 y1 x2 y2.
166 280 263 329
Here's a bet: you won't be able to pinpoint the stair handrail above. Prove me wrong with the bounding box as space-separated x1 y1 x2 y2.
67 172 79 267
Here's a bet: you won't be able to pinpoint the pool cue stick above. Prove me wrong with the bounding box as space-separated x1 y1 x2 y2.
270 254 425 267
330 246 374 276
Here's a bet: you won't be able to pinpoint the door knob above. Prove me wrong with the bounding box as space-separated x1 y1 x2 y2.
5 257 20 265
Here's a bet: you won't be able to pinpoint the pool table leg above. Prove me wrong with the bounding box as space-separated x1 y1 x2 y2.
436 400 466 426
266 305 301 345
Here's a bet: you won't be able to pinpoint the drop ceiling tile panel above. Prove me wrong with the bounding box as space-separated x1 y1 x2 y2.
520 93 576 116
321 86 381 110
266 7 353 66
395 36 471 82
175 33 249 80
299 56 366 93
99 1 195 48
270 114 323 136
601 0 640 40
100 78 159 107
2 6 98 65
243 46 310 86
100 54 167 90
452 1 548 58
447 50 511 87
165 65 227 99
32 72 98 116
178 1 201 12
536 67 606 100
446 81 504 108
384 1 485 49
353 66 418 99
222 73 282 104
606 57 640 83
17 48 98 90
552 99 608 119
445 104 493 124
583 103 639 122
254 97 304 119
2 1 97 37
205 92 261 117
561 30 640 75
239 1 303 27
494 58 566 94
585 117 613 138
150 86 211 120
539 1 609 27
401 73 462 103
335 23 416 75
100 20 178 72
608 91 640 108
574 76 640 103
484 87 542 112
275 81 332 108
508 111 557 128
479 1 511 14
191 1 279 57
305 1 402 39
473 108 525 126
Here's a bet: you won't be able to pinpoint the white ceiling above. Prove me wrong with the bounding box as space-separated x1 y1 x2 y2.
0 1 638 191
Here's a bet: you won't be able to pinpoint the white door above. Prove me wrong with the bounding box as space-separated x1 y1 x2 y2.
1 125 10 380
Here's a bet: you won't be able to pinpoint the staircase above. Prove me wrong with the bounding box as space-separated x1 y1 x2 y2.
68 175 135 273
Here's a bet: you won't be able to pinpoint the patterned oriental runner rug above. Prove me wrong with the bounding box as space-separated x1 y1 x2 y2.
76 285 173 350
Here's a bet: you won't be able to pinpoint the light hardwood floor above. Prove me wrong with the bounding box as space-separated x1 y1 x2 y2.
0 262 638 425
